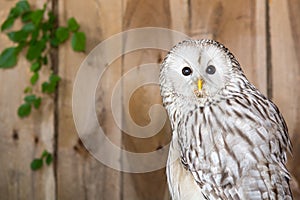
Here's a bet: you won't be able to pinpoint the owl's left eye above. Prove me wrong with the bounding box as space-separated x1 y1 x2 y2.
182 67 192 76
206 65 216 75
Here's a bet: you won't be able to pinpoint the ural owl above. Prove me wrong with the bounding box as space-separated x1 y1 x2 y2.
159 39 292 199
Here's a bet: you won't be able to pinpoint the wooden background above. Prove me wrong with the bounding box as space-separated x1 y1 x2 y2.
0 0 300 199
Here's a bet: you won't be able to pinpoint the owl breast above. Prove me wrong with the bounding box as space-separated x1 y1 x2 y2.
166 93 291 199
166 139 207 200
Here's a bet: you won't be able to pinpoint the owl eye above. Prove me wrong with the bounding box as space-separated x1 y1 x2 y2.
182 67 192 76
206 65 216 75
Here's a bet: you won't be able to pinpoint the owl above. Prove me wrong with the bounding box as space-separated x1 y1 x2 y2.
159 39 292 200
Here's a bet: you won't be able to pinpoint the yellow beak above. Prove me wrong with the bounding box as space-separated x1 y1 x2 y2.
197 79 203 91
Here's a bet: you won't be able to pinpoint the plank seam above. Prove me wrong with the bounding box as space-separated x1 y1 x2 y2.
188 0 192 34
265 0 273 99
50 0 59 199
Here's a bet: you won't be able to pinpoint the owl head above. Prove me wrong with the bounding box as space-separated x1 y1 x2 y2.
160 39 241 106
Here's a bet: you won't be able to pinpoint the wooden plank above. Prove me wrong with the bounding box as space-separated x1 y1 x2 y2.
120 50 172 200
170 0 189 33
3 1 300 199
121 0 173 199
0 0 55 200
56 0 122 199
269 0 300 197
190 0 267 94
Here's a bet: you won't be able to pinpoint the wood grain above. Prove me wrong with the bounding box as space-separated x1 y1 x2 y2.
121 0 172 199
190 0 267 94
170 0 189 32
57 0 122 199
269 0 300 197
0 1 55 200
1 0 300 199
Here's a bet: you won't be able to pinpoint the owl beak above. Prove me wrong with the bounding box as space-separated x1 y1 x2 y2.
194 79 204 98
197 79 203 92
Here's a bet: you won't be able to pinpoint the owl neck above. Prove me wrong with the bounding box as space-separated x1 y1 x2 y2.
164 97 211 158
163 90 225 117
162 86 236 146
163 93 207 136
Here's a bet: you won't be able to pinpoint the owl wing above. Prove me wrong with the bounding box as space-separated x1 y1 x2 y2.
182 94 292 199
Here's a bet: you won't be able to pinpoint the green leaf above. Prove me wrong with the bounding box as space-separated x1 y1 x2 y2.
71 32 86 52
33 97 41 109
30 62 41 72
45 153 53 165
15 42 26 54
0 47 18 68
42 83 54 93
50 37 59 47
24 94 36 103
17 103 31 117
7 30 29 42
26 40 46 61
31 28 40 42
30 72 39 85
41 22 51 32
42 82 50 93
30 9 44 25
48 12 56 25
42 74 60 93
41 150 48 158
30 158 43 171
21 11 32 23
50 74 61 83
22 22 35 32
23 95 41 109
8 7 21 19
24 86 32 93
67 17 80 32
41 33 50 41
42 83 55 93
8 0 30 20
1 17 15 31
16 1 30 13
55 27 69 43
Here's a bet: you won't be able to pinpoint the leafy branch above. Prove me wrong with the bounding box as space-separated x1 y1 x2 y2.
0 0 86 171
31 150 53 171
0 0 86 118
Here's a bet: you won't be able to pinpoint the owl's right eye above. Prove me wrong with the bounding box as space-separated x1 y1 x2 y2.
182 67 192 76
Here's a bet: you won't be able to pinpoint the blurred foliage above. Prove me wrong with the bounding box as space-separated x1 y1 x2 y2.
0 0 86 171
0 0 86 118
31 150 53 171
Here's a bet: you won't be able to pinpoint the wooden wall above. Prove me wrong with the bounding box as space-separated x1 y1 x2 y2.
0 0 299 199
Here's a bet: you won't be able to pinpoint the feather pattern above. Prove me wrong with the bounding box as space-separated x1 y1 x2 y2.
160 39 292 200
